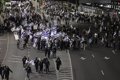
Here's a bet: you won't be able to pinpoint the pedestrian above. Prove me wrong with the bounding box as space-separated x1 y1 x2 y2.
0 65 4 80
47 48 51 58
52 44 57 58
44 58 50 73
45 46 48 57
34 57 39 72
25 65 32 80
38 59 44 73
22 56 27 68
37 38 41 50
23 35 29 48
1 65 5 80
4 66 13 80
47 42 51 58
17 40 20 49
56 57 62 71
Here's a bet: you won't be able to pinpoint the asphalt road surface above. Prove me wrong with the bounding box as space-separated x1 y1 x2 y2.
0 34 8 64
1 33 120 80
70 47 120 80
1 33 56 80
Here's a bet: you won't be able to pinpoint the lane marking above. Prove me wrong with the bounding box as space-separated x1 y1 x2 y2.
53 50 73 80
7 60 22 63
104 57 110 60
53 59 59 80
2 33 9 65
25 77 27 80
80 57 86 60
0 39 7 40
101 70 104 76
11 55 23 58
112 50 116 54
92 54 95 58
67 50 74 80
8 58 22 61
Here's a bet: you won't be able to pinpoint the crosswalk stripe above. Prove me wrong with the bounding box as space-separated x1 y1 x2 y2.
54 51 73 80
7 60 22 63
11 55 23 58
0 39 7 40
8 58 22 60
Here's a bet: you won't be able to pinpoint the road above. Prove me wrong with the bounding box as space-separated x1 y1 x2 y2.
70 47 120 80
0 33 73 80
0 34 8 64
1 33 57 80
1 33 120 80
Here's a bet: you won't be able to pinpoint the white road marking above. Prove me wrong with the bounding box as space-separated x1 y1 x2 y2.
2 33 9 64
25 77 27 80
101 70 104 76
54 50 73 80
104 57 110 60
112 50 116 54
53 59 59 80
92 54 95 58
67 50 74 80
11 55 23 58
7 60 22 63
8 57 22 61
80 57 86 60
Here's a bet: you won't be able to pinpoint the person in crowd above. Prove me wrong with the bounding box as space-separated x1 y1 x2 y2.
0 65 4 80
52 43 57 58
38 58 44 73
1 65 6 80
7 0 119 52
34 57 39 72
43 58 50 73
45 46 48 57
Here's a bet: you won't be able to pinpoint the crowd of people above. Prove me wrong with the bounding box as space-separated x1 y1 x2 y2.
43 0 120 53
0 0 120 80
22 56 62 80
0 0 119 53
